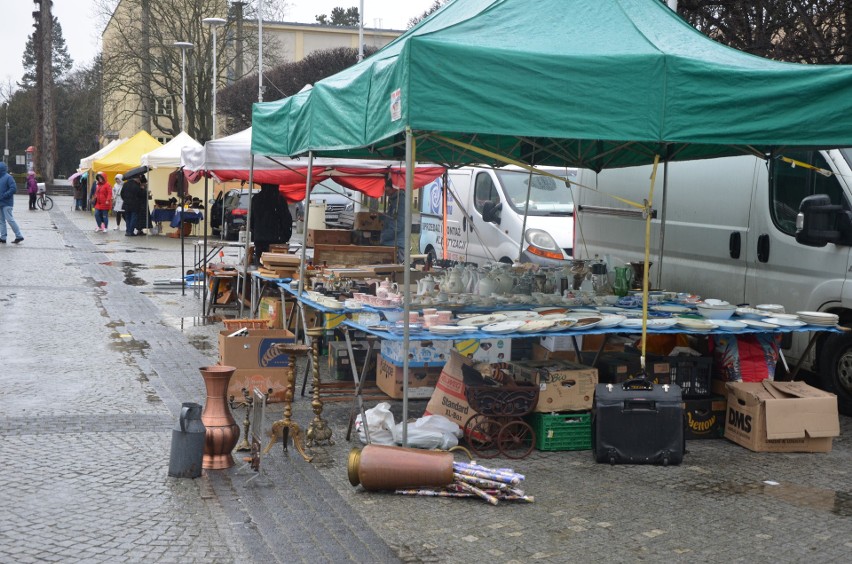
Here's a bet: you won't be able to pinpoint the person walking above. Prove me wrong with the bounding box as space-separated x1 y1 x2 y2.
112 174 125 231
92 172 113 232
26 171 38 210
250 183 292 266
73 175 86 210
120 174 143 237
0 162 24 244
135 175 150 235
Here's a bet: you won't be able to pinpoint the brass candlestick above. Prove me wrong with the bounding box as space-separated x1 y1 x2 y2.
306 327 334 448
229 388 253 452
264 342 313 462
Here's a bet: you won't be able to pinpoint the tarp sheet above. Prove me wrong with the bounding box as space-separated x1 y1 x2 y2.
251 0 852 169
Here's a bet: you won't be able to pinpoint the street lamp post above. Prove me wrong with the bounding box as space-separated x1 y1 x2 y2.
202 18 227 140
3 103 8 165
173 41 194 132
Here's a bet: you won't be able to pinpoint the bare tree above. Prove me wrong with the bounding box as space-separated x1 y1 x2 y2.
93 0 274 143
676 1 851 64
33 0 57 181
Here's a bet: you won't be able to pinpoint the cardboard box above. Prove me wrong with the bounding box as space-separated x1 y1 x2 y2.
354 211 384 231
381 339 453 367
329 340 378 381
539 333 625 353
258 296 282 329
532 342 580 361
539 334 579 352
511 359 598 412
684 396 726 439
724 381 839 453
306 228 351 248
218 329 296 369
454 337 512 364
228 367 291 403
375 354 442 399
424 351 478 427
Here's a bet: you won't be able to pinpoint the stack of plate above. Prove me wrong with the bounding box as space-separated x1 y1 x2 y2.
796 311 840 326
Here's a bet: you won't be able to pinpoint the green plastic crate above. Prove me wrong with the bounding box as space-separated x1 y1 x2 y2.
528 412 592 451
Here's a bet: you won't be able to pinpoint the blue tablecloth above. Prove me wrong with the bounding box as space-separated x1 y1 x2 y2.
150 208 176 223
169 210 203 228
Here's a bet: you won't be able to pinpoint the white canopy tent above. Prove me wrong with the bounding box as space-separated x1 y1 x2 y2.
141 131 202 169
78 138 126 171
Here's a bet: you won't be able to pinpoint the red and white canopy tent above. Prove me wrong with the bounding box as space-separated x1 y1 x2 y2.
181 126 445 307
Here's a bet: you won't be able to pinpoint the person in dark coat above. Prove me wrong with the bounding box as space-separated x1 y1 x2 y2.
120 175 144 236
250 183 292 266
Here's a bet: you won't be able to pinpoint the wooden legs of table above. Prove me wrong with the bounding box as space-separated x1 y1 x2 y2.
306 327 334 448
263 343 313 462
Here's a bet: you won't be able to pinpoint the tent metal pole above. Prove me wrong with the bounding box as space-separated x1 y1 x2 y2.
402 128 414 448
518 166 534 262
656 158 669 289
180 168 185 297
297 153 313 297
203 175 208 314
245 155 255 307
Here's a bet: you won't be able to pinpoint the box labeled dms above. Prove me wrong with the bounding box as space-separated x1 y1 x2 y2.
724 381 839 453
218 329 295 370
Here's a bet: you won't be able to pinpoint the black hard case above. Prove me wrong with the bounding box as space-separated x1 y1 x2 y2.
592 379 685 465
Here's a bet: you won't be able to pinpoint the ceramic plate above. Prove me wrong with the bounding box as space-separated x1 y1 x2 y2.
796 311 839 323
596 315 626 328
763 317 806 327
481 320 527 334
741 319 780 329
502 310 541 320
756 304 785 313
429 325 466 336
457 313 508 327
620 318 679 329
569 316 604 330
517 319 558 333
677 319 718 331
547 318 578 331
598 306 628 314
713 319 748 331
652 305 692 314
735 307 765 319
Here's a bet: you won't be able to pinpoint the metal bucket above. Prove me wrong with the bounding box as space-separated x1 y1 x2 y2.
168 402 206 478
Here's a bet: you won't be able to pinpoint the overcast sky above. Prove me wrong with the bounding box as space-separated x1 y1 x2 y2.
0 1 437 93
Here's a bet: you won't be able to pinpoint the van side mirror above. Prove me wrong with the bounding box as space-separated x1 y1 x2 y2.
795 194 851 247
482 201 502 224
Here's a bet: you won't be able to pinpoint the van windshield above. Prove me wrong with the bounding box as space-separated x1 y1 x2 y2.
495 170 575 215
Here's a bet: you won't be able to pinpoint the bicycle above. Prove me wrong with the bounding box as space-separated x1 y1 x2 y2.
36 189 54 211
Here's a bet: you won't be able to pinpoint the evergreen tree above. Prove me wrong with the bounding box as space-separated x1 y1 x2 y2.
20 16 74 88
315 7 360 26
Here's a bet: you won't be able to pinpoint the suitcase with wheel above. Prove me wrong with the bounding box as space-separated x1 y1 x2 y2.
592 378 685 465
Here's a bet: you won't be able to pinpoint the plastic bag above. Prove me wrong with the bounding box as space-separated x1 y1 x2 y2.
393 414 461 450
354 402 396 445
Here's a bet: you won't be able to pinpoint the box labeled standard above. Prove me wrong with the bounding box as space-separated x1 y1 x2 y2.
724 381 839 453
218 329 296 369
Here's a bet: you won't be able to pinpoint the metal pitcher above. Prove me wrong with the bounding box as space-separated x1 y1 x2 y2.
168 402 206 478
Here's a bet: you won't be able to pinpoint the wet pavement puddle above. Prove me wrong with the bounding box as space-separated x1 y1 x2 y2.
697 480 851 517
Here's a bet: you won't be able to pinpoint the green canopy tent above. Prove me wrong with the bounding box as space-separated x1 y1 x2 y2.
250 0 852 443
251 0 852 169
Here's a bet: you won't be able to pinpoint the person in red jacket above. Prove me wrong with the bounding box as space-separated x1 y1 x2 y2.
92 172 113 232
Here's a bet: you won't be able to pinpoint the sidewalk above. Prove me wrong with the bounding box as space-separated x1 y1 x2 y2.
0 194 850 563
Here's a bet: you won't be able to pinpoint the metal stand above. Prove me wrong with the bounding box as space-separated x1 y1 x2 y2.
264 343 313 462
306 327 334 448
344 327 376 443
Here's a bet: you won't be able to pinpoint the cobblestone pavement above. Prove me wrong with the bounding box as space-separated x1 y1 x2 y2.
0 195 850 563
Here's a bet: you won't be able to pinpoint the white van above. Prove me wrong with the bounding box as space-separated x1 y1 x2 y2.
419 166 576 266
308 179 362 228
573 148 852 414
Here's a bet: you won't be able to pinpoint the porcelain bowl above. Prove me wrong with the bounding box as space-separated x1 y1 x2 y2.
696 304 736 320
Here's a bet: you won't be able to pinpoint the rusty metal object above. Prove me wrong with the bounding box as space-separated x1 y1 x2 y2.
229 388 254 452
199 365 240 470
348 445 455 491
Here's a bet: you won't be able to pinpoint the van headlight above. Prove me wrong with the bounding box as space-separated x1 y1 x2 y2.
525 229 564 260
346 202 354 211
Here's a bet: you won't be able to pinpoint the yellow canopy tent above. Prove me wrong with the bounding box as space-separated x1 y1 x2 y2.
92 131 163 181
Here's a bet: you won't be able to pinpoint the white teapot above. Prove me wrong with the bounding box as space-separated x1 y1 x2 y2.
477 271 498 297
417 275 438 296
443 266 465 294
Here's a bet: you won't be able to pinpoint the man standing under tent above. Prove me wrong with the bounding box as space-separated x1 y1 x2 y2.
250 183 292 266
120 174 144 237
380 177 406 263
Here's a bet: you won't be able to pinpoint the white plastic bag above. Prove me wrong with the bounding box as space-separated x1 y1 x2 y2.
393 414 462 450
354 402 396 445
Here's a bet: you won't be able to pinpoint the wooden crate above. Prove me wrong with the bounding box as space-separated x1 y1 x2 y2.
306 228 351 248
313 244 397 266
354 211 384 231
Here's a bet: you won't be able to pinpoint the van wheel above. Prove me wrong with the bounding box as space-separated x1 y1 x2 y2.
818 332 852 415
499 257 513 265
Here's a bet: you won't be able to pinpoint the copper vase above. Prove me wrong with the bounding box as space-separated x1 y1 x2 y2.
348 445 455 491
200 365 240 470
